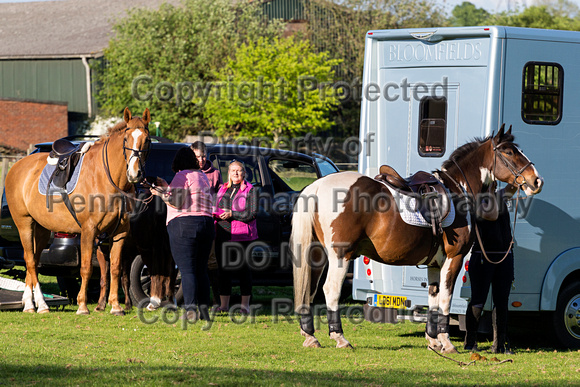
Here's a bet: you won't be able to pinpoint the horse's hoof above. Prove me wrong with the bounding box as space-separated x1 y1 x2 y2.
330 332 354 349
23 308 35 314
37 308 50 314
301 329 322 348
76 308 90 315
94 305 106 312
302 337 322 348
110 309 125 316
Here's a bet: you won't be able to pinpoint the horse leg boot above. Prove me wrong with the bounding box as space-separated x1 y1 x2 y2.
464 304 482 351
300 312 321 348
328 309 352 349
425 281 443 351
437 313 458 354
425 308 442 351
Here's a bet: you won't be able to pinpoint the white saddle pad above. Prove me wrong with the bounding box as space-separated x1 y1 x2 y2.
381 183 456 228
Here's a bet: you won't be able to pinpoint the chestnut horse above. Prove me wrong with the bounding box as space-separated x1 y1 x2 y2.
292 126 543 353
5 107 151 315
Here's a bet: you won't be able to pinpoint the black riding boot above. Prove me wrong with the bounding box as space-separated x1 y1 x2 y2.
464 304 482 351
491 307 513 354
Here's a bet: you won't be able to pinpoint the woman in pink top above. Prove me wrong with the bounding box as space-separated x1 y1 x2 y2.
213 160 258 314
191 141 223 306
151 147 214 322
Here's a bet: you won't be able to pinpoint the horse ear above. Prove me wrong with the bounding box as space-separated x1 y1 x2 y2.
123 107 132 123
142 108 151 126
506 125 512 136
494 123 505 142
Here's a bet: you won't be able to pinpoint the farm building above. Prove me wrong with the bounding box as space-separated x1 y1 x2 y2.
0 0 326 155
0 0 176 154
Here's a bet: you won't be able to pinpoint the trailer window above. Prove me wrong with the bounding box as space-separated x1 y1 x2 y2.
418 96 446 157
522 62 563 125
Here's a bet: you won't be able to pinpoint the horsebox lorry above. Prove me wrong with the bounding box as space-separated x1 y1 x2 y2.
352 26 580 348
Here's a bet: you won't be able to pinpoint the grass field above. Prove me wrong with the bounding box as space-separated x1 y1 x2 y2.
1 275 579 386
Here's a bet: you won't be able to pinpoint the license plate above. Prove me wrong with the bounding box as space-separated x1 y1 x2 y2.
372 294 409 309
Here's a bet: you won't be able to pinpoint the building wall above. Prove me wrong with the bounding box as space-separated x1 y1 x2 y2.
0 58 89 114
0 99 68 153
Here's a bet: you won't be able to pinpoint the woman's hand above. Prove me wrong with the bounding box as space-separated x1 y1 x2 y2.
219 210 232 220
150 177 169 197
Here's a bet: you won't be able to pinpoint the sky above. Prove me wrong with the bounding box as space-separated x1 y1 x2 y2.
1 0 580 16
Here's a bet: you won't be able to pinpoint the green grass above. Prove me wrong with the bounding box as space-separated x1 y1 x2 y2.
0 275 579 386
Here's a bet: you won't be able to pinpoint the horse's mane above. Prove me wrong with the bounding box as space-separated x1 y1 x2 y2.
441 131 515 170
94 121 128 144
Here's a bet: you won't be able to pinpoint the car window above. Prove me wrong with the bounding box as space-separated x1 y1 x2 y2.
143 148 178 183
209 154 262 188
267 159 317 193
315 157 339 176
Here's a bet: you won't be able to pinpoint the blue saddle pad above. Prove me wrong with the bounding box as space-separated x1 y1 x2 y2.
38 155 85 196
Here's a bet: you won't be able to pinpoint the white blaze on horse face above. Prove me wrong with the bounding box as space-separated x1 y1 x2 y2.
515 145 543 195
127 130 143 181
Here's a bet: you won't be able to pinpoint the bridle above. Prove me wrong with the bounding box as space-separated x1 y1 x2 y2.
102 124 153 206
492 139 534 189
443 137 534 265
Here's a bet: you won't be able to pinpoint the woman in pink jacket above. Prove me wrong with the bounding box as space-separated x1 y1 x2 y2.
213 160 258 314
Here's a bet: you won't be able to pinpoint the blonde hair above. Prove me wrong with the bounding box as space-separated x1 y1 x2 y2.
226 160 246 188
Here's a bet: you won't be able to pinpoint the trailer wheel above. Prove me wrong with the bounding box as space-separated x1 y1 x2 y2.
129 255 183 307
552 282 580 349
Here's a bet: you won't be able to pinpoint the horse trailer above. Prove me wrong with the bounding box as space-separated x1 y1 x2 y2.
352 26 580 348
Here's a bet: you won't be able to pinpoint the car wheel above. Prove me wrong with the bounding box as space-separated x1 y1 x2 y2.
552 281 580 349
129 255 183 307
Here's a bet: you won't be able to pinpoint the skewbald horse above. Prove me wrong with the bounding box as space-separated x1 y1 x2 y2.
5 107 151 315
291 125 543 353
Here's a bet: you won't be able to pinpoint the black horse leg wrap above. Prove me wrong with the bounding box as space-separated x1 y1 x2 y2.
300 313 315 336
437 313 450 334
426 309 438 339
327 309 343 335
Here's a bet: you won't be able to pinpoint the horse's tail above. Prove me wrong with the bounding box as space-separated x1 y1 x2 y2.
291 182 318 314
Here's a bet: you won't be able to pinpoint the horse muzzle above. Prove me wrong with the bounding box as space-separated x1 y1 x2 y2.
127 169 144 184
523 176 543 195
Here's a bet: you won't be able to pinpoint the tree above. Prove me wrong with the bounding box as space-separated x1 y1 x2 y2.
532 0 579 18
489 5 580 30
95 0 283 141
203 37 341 142
450 2 491 26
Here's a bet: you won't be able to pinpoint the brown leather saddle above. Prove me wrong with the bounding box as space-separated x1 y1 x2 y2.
375 165 451 235
48 138 85 189
45 138 87 227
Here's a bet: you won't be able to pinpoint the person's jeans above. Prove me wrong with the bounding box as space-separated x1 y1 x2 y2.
167 216 215 312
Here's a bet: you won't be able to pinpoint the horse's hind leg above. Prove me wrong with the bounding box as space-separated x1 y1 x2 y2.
94 245 109 312
323 252 352 349
20 221 51 313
